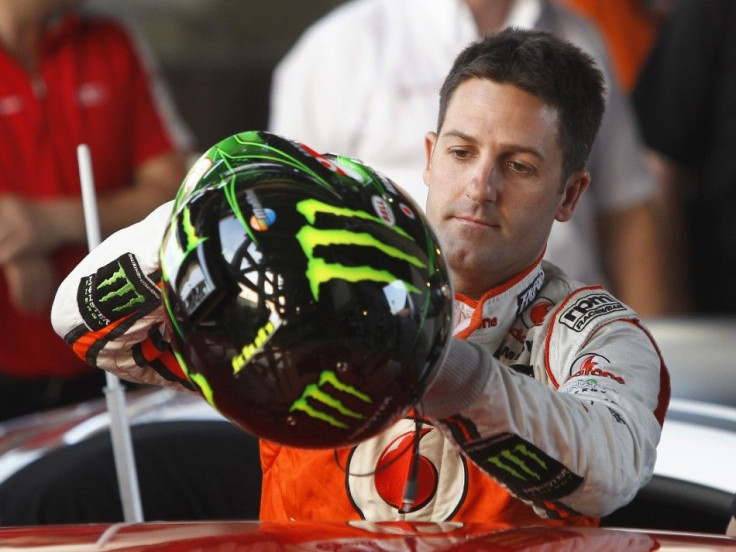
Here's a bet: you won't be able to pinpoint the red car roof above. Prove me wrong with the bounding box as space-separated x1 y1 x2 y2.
1 521 735 551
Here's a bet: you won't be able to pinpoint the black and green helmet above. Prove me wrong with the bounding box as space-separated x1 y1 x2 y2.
159 131 452 449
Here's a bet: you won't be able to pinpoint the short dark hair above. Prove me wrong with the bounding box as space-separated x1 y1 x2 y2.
437 28 606 179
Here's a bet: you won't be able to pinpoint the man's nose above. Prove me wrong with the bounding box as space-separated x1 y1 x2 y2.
465 161 498 203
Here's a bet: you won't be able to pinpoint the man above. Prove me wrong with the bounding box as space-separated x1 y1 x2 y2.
270 0 679 316
51 29 668 524
0 0 191 419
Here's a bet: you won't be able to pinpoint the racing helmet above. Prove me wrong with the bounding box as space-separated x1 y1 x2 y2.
159 131 452 449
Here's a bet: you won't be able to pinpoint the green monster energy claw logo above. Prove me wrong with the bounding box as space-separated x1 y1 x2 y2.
290 370 372 429
487 444 548 481
97 262 146 312
294 198 426 300
81 253 160 331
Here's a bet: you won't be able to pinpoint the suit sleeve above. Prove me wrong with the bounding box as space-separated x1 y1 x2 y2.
422 313 668 518
50 201 194 392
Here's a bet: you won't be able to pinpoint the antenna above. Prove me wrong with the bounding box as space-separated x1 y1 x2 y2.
77 143 144 523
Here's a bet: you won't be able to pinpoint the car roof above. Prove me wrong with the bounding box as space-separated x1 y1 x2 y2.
1 521 735 551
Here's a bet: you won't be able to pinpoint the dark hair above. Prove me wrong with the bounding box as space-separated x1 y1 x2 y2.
437 27 606 179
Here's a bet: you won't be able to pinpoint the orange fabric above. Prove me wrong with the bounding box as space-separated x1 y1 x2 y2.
71 314 132 362
158 349 188 381
559 0 657 91
259 441 598 525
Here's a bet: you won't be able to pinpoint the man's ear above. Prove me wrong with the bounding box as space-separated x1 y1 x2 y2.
423 131 438 188
555 169 590 222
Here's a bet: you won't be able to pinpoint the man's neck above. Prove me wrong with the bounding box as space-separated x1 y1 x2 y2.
0 3 47 70
464 0 514 36
451 252 545 302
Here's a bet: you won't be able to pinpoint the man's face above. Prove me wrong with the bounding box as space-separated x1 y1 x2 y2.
423 78 588 299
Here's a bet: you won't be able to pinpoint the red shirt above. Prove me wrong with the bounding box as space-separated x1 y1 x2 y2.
0 15 180 378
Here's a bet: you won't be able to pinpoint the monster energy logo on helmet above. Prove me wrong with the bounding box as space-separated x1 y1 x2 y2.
290 370 372 429
295 198 426 301
286 197 425 429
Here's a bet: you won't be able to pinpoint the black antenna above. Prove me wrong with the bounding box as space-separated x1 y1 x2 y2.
399 417 423 514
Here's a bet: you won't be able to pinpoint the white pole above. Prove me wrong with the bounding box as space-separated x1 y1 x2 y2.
77 144 144 523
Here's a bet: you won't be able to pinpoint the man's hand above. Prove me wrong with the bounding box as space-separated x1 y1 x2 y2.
0 152 188 265
3 255 58 315
0 196 60 263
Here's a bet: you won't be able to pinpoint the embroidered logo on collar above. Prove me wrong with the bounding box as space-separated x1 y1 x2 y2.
515 270 545 317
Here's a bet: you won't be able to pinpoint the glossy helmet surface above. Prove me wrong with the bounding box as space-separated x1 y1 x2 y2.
159 131 452 449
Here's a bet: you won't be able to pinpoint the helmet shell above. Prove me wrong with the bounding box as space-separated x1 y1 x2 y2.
160 131 452 449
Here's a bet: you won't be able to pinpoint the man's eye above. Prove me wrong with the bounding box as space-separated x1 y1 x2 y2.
506 160 533 174
450 149 470 160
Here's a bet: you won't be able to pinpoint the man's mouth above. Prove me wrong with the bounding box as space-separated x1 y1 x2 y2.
453 215 497 228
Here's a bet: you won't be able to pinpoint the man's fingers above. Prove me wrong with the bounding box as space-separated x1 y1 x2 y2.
0 231 26 265
4 257 57 314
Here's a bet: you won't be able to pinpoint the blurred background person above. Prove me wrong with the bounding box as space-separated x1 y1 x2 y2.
0 0 191 420
554 0 662 93
633 0 736 314
269 0 684 317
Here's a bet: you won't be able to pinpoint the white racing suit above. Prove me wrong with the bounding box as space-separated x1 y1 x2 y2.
51 201 669 524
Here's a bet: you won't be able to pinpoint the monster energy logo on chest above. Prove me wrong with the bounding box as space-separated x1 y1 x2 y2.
290 370 372 429
294 198 426 300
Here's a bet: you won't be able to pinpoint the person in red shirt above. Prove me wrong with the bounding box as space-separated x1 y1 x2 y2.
0 0 191 420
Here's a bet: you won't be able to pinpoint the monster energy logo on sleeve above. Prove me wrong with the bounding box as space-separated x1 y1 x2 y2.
78 253 161 331
488 444 547 481
100 265 145 309
466 433 584 500
290 370 372 429
294 198 426 300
